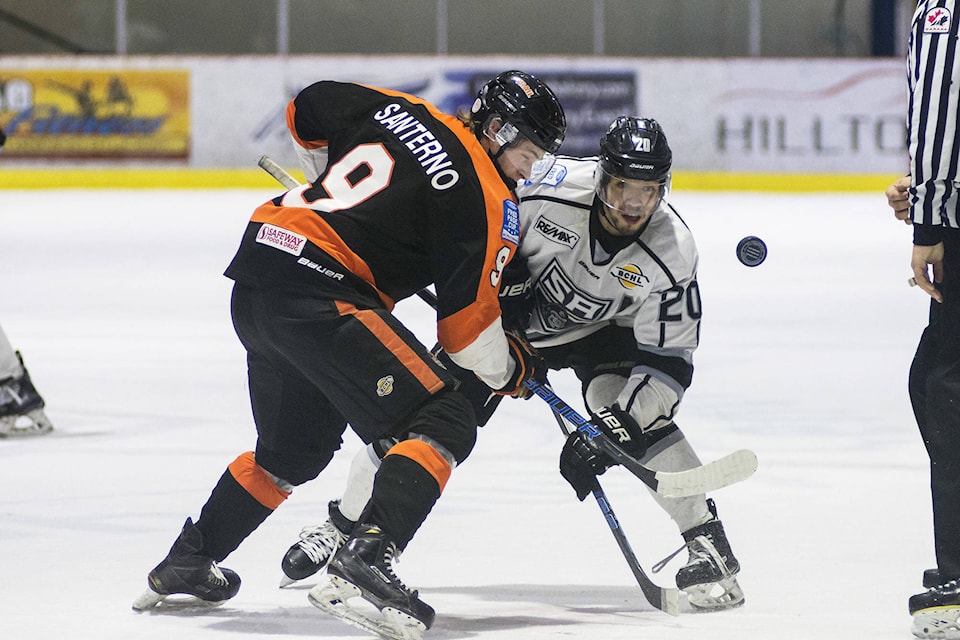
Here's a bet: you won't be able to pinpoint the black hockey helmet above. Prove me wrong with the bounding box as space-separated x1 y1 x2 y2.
598 116 672 183
470 70 566 154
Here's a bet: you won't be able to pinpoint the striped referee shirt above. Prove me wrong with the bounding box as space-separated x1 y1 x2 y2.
908 0 960 244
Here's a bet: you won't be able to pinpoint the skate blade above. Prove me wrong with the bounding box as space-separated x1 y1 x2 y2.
308 575 425 640
913 607 960 639
279 574 298 588
132 588 166 612
131 588 228 613
684 576 745 612
0 409 53 438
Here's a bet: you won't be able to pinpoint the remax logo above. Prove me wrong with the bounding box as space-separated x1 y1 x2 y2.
534 216 580 248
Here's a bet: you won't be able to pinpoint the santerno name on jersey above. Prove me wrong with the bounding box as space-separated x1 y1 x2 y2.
372 103 460 191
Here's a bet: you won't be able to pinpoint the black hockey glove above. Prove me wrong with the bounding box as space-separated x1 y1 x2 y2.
494 330 547 399
559 431 606 501
499 256 534 333
558 404 647 501
430 343 503 427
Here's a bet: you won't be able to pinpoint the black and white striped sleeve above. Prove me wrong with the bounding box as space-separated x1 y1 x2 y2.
907 0 960 243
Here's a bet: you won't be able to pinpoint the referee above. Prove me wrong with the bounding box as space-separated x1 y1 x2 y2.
886 1 960 636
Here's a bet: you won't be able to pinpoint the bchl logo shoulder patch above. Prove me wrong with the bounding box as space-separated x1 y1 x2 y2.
501 200 521 245
611 264 650 289
256 223 307 256
925 6 952 33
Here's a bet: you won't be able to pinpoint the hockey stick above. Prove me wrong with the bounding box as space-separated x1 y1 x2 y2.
412 288 757 498
257 155 300 189
528 380 757 498
547 410 679 615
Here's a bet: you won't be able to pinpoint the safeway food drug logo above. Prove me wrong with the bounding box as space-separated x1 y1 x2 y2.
256 224 307 256
925 7 951 33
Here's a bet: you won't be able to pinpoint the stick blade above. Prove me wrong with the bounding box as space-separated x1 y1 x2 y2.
654 449 758 498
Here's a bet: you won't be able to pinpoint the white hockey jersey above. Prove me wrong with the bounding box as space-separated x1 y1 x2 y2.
515 157 701 398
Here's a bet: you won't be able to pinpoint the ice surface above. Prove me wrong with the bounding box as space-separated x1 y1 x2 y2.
0 188 932 639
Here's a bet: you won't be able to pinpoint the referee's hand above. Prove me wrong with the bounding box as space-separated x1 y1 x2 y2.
885 176 911 224
912 243 945 303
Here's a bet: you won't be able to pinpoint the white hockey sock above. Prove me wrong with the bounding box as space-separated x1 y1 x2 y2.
338 443 381 522
0 324 23 380
640 431 712 532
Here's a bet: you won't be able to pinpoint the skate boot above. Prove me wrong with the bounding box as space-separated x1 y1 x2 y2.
675 502 744 611
309 524 434 640
132 518 241 611
0 352 53 438
910 579 960 639
280 500 353 586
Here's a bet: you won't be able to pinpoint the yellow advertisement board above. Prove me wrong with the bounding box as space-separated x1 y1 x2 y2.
0 69 189 159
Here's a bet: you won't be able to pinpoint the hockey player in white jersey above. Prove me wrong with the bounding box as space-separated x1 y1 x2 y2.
279 116 743 613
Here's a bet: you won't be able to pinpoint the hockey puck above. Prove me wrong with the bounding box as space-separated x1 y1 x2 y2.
736 236 767 267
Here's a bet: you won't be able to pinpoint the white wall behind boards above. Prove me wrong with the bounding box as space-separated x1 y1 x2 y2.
0 55 906 175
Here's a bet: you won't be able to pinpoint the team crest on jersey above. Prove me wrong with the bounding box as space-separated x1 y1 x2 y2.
534 215 580 248
501 200 520 245
256 223 307 256
376 375 395 397
925 7 951 33
611 264 650 289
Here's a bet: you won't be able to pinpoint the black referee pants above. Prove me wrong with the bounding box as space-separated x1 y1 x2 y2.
910 228 960 582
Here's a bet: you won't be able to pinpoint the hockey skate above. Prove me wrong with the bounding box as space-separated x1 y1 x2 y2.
675 505 744 611
280 500 352 587
132 518 241 612
308 525 434 640
0 352 53 438
910 579 960 639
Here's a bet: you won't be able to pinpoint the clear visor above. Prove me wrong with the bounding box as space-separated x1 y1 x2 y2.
489 119 556 184
595 165 670 216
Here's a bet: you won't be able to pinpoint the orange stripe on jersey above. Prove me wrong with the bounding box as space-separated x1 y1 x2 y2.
385 439 453 492
286 99 329 150
227 451 291 510
250 202 396 310
334 300 446 394
367 85 518 353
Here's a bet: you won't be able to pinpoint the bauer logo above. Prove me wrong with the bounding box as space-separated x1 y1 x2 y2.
925 7 951 33
611 264 650 289
256 223 307 256
501 200 520 245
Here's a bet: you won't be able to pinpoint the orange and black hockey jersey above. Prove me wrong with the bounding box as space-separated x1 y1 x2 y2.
224 81 520 387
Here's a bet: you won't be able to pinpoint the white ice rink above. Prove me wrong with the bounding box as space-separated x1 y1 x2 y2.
0 187 934 639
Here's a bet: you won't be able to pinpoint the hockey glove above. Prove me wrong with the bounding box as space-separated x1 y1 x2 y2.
499 256 534 333
558 404 647 501
559 431 606 500
430 343 503 427
494 330 547 399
